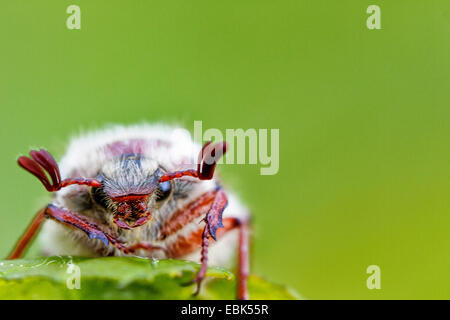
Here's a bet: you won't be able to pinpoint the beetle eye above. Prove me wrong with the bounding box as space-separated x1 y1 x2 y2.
156 181 172 201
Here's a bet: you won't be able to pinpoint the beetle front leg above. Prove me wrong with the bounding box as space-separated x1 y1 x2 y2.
45 207 166 256
9 204 133 260
7 204 112 259
190 224 211 296
189 188 228 296
44 204 112 248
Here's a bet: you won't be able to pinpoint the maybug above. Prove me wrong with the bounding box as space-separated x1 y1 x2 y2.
8 124 250 299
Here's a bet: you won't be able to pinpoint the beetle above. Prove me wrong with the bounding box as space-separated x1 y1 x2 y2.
7 124 250 299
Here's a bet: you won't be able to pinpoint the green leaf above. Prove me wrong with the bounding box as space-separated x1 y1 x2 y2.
0 256 300 300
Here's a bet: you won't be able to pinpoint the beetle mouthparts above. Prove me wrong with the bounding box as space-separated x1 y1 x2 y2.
113 212 152 230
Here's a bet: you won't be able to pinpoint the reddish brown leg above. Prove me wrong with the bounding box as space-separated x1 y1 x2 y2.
236 218 250 300
9 204 129 259
44 204 111 247
166 214 249 299
160 188 221 241
121 242 167 255
189 189 228 295
192 225 211 295
43 205 169 257
206 216 250 300
45 205 166 257
8 208 46 259
8 204 112 259
161 187 245 297
8 204 167 259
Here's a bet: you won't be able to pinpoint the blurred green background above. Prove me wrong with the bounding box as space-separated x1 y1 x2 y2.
0 1 448 299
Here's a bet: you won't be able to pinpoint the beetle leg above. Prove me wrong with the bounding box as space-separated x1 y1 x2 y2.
189 188 228 296
190 224 211 295
121 242 167 255
43 205 169 257
7 207 46 259
44 204 111 248
235 217 250 300
205 188 228 241
160 188 220 240
164 215 248 299
7 204 129 259
195 217 249 300
191 217 249 300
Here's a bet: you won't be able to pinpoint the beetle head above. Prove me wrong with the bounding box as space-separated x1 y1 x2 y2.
98 154 167 229
18 142 227 230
